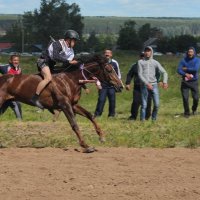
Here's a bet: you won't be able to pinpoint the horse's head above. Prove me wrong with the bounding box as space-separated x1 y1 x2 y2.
79 54 124 92
100 62 124 92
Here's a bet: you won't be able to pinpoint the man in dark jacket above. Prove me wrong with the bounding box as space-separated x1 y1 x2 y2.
177 47 200 117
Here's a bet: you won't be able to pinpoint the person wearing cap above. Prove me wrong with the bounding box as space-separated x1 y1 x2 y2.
125 52 152 120
94 49 121 118
177 47 200 117
138 46 168 121
30 30 80 108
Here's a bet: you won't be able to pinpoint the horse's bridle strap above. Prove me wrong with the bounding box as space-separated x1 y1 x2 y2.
79 64 102 89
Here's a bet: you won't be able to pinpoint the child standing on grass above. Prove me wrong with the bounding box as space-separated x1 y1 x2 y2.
0 54 22 120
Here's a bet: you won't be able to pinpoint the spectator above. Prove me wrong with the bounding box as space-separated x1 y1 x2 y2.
94 49 121 118
0 54 22 120
177 47 200 118
125 52 152 120
138 46 168 121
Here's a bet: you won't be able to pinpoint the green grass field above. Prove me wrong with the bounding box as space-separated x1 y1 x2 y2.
0 52 200 149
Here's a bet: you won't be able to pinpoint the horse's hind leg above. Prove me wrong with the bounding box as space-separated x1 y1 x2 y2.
60 100 95 153
73 104 105 143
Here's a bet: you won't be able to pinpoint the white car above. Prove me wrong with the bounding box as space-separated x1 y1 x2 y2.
32 52 42 57
154 52 163 56
20 52 33 57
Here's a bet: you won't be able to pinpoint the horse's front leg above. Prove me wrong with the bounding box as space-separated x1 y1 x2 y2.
60 100 95 153
73 104 105 143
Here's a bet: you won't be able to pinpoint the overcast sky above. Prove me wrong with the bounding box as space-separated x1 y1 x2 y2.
0 0 200 17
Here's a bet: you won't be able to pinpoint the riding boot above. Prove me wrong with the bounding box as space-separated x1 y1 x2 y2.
30 94 44 109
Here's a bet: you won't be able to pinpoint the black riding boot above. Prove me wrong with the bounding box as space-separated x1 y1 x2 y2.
30 94 44 109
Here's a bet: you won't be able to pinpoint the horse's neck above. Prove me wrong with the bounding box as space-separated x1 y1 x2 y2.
80 62 99 79
55 62 99 83
54 70 83 87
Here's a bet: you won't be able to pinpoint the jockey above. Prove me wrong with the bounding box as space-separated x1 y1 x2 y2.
30 30 80 109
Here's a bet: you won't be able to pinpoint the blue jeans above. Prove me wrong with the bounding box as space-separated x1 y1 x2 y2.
140 84 159 121
94 87 116 117
130 85 152 120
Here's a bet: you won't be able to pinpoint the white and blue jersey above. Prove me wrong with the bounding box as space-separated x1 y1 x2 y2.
111 59 121 79
48 39 74 62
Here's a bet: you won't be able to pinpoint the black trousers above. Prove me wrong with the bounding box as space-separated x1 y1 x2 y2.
0 100 22 119
181 80 199 115
130 85 152 120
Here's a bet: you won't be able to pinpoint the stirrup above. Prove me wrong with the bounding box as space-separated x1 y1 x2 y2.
35 100 44 109
30 96 44 109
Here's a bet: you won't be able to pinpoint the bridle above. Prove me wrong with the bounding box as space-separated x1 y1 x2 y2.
79 62 124 92
79 62 105 82
80 64 90 80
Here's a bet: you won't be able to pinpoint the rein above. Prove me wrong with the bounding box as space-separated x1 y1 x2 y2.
80 64 88 80
79 63 102 89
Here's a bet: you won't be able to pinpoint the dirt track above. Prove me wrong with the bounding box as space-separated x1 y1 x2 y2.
0 147 200 200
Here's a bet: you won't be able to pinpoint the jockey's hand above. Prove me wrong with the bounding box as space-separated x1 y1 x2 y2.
69 60 78 65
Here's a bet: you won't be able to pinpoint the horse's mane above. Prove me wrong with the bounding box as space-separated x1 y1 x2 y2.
75 53 108 65
52 53 108 73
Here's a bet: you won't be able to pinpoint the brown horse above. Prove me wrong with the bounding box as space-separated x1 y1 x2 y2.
0 54 123 153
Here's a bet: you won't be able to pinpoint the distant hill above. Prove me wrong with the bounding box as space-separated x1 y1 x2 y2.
0 14 21 30
1 14 200 37
83 16 200 37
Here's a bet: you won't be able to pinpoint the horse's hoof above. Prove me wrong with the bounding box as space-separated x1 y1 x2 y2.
83 147 96 153
99 137 106 143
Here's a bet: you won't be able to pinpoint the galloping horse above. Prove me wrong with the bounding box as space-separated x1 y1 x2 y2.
0 54 123 153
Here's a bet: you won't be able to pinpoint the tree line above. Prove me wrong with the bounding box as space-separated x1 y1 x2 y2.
1 0 200 53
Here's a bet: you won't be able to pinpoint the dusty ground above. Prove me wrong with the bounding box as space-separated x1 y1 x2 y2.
0 147 200 200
